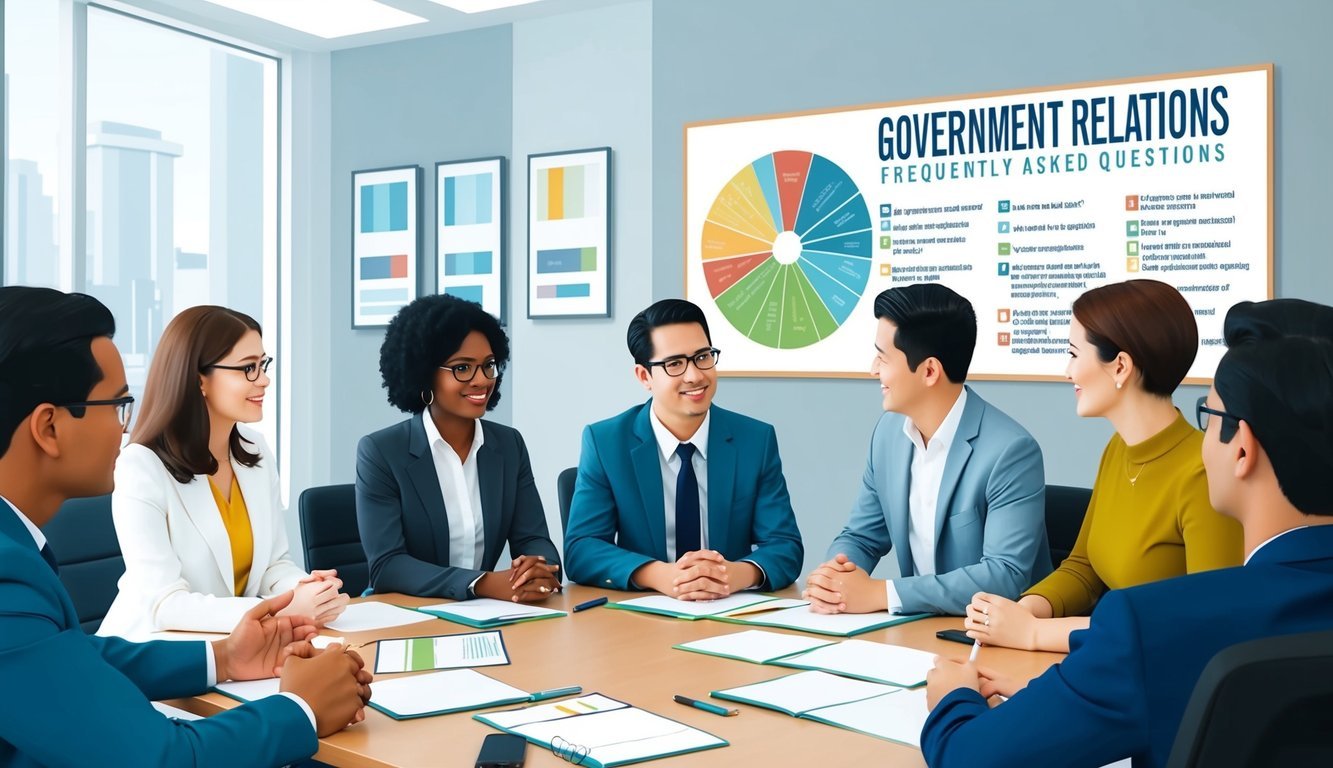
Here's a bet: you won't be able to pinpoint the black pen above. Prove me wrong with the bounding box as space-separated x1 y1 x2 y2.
673 695 737 717
573 596 608 612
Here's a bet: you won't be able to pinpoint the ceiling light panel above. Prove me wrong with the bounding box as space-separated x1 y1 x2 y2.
200 0 428 39
422 0 544 14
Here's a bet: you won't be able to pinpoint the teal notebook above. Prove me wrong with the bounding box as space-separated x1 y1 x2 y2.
674 631 932 687
605 593 784 620
415 597 567 628
475 693 728 768
365 668 532 720
713 604 930 637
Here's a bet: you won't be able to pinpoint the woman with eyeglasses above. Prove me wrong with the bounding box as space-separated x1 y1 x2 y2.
356 295 561 602
99 306 348 640
962 280 1242 655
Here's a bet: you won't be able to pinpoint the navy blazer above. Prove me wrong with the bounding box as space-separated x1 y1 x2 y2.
0 504 314 767
922 524 1333 768
356 417 560 600
564 402 804 590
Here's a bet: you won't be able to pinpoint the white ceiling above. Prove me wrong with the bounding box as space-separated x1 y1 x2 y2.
108 0 641 53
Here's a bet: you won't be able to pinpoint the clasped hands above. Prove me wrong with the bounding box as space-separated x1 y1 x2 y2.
211 590 373 737
802 553 884 614
474 555 562 603
285 568 350 626
635 550 760 600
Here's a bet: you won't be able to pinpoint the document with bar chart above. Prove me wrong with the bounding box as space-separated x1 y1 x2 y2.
527 147 611 317
352 165 421 328
437 157 505 319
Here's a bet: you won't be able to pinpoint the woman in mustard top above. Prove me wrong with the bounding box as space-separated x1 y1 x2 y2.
99 306 348 640
964 280 1242 653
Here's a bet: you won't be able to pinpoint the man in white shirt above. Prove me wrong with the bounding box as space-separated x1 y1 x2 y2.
0 286 370 767
806 283 1050 616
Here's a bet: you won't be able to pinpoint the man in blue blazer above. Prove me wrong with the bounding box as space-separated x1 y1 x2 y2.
806 284 1049 616
922 300 1333 768
0 287 370 767
564 299 803 596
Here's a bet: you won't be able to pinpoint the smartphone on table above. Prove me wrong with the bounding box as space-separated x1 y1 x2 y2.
936 628 973 645
476 733 526 768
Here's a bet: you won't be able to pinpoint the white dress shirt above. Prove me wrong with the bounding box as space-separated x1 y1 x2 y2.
423 411 486 571
886 388 969 612
1245 526 1309 565
648 407 710 562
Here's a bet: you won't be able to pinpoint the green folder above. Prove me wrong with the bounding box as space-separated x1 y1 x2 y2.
604 593 783 620
711 606 931 637
413 601 567 628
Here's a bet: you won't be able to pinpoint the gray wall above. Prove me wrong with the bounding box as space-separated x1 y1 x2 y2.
327 26 515 485
649 0 1333 578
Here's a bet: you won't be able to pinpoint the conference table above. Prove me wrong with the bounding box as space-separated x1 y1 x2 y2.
169 587 1065 767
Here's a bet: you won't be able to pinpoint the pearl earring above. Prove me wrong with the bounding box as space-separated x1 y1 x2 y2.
1116 382 1122 390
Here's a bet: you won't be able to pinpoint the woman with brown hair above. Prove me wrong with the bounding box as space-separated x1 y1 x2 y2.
962 280 1242 653
98 306 347 639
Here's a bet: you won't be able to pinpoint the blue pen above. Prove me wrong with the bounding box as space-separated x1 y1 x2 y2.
573 596 608 612
674 695 738 717
530 685 582 702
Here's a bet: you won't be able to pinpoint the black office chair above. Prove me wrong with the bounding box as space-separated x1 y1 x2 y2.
44 494 124 634
1044 484 1092 569
1166 628 1333 767
297 484 369 598
557 467 577 534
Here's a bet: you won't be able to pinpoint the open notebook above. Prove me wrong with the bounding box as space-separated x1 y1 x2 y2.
606 594 807 620
676 631 935 687
712 670 929 748
416 598 567 628
475 694 728 768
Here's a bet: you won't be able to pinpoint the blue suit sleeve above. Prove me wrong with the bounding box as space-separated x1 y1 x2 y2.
356 434 482 599
740 425 803 589
0 554 315 767
827 417 894 572
894 435 1046 614
564 425 655 589
920 589 1149 767
506 429 561 565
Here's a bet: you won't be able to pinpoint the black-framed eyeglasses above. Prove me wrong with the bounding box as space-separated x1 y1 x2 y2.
59 395 135 430
1196 395 1240 442
203 355 274 382
645 348 721 377
439 358 504 383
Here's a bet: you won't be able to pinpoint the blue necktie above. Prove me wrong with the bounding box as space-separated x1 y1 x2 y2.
674 443 701 556
40 544 59 574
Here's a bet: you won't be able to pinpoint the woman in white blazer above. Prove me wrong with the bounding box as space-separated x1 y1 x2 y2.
99 306 347 639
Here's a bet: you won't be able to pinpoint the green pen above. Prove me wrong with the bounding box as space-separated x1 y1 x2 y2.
530 685 583 702
674 694 738 717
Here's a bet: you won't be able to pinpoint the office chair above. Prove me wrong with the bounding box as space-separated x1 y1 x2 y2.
44 494 125 633
297 483 370 598
557 467 577 534
1044 484 1092 569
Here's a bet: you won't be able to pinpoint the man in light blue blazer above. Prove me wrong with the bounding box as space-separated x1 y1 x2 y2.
0 287 369 767
921 302 1333 767
806 284 1049 616
564 299 803 596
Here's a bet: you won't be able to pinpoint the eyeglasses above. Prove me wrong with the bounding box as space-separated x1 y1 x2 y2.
59 395 136 430
439 358 503 383
203 355 274 382
1196 395 1240 442
645 348 721 377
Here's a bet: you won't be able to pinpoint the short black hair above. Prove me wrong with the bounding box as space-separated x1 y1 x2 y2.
0 287 116 458
872 283 977 383
378 295 509 413
1215 335 1333 516
1224 298 1333 346
626 299 712 366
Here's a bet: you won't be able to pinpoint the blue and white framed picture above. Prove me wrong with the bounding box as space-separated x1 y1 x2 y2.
527 147 612 318
436 156 505 319
352 164 422 328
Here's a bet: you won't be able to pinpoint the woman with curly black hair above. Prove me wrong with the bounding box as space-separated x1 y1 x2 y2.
355 295 561 602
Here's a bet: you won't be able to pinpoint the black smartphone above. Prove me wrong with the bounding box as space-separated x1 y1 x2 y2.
936 628 973 645
476 733 527 768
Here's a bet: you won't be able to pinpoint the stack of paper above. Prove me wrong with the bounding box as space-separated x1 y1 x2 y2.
417 598 566 628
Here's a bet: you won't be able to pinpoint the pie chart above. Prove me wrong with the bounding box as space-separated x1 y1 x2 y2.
701 151 872 349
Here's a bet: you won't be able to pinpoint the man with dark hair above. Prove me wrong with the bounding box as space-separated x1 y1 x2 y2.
0 287 371 767
805 283 1049 615
564 298 803 596
920 299 1333 768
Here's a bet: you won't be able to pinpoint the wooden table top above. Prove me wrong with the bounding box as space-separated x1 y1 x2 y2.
168 587 1064 768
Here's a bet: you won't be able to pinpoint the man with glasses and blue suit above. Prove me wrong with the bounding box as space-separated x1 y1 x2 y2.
564 299 804 598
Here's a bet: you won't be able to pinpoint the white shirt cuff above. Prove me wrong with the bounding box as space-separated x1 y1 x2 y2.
466 573 485 598
885 580 904 614
740 560 767 590
277 692 319 732
204 642 217 686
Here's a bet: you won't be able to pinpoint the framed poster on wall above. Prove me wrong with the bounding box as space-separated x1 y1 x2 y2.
352 164 422 328
436 156 506 319
527 147 612 318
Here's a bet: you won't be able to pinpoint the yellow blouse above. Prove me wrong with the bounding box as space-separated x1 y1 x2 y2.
208 475 254 596
1024 412 1243 617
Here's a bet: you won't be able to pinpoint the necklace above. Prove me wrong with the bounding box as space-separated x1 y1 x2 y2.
1125 458 1151 487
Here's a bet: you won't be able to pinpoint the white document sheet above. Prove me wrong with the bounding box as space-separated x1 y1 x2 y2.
776 639 935 687
374 631 509 673
805 688 929 747
676 629 834 663
720 597 809 616
714 670 899 716
151 701 203 721
736 605 905 635
325 602 435 632
214 677 281 702
482 694 629 729
370 668 528 717
510 705 726 766
419 598 565 622
615 593 775 617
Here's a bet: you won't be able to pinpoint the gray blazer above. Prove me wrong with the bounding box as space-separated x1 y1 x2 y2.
355 417 560 600
827 387 1050 615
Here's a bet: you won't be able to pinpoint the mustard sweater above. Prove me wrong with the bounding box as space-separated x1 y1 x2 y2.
1024 412 1243 617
